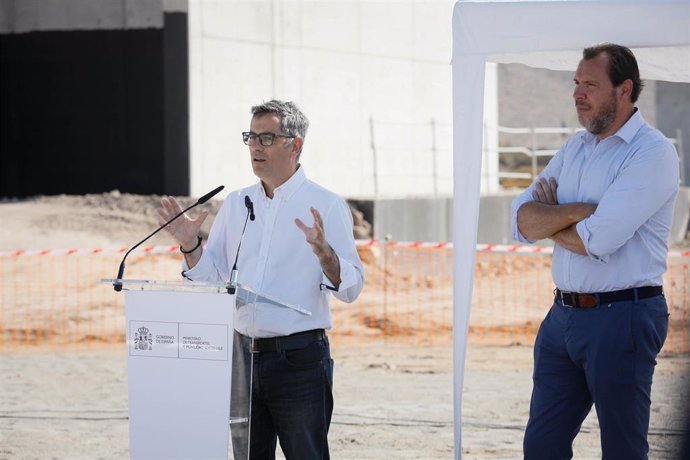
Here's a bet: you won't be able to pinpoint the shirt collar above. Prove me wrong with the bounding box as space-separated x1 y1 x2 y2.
258 164 307 202
613 108 644 144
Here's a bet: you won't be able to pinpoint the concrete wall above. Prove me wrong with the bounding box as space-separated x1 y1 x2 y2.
372 189 690 245
656 81 690 186
188 0 462 200
372 195 521 245
672 187 690 244
373 198 453 243
188 7 687 200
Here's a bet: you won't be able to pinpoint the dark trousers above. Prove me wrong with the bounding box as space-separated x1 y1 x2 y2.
523 294 668 460
230 331 334 460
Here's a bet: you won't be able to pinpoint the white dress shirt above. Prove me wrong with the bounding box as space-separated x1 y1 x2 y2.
512 110 679 292
183 166 364 337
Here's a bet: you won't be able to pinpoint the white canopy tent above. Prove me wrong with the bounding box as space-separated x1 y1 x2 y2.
451 0 690 457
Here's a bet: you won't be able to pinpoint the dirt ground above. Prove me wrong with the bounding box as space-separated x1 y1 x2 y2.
1 193 689 459
1 344 688 459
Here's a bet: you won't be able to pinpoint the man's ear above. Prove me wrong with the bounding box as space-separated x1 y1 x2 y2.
619 78 633 101
291 137 304 156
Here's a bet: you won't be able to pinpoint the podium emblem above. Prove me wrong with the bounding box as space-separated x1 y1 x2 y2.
134 326 153 351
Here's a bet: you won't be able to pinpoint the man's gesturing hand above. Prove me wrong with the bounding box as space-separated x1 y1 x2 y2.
295 207 330 256
295 207 341 288
156 196 208 251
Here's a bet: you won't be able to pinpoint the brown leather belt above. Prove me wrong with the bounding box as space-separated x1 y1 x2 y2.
555 286 663 308
239 329 326 353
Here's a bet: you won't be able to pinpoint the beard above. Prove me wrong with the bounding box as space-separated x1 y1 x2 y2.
580 91 618 135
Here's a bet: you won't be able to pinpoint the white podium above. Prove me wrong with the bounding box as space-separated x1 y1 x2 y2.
105 279 310 460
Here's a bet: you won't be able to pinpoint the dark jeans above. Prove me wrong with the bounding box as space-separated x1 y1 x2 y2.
230 331 334 460
523 295 669 460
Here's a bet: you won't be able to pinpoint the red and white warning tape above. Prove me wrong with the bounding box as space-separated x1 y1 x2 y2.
355 239 453 249
1 241 688 258
0 245 180 258
356 240 690 257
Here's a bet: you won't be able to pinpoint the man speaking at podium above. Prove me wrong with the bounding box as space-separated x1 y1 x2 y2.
156 100 364 459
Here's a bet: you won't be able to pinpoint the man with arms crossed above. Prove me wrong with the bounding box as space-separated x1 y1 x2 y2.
157 100 364 459
512 43 679 459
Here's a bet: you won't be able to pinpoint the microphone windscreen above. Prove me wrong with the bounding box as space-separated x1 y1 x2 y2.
244 195 255 220
197 185 225 204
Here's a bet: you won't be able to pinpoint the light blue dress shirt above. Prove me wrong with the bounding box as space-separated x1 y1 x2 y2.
511 110 679 292
184 166 364 337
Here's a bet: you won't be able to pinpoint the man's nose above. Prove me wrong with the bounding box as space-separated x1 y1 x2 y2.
573 86 585 100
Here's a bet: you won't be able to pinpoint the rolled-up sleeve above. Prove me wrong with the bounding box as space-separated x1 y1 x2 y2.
511 189 537 244
574 141 679 261
322 198 364 303
182 248 223 281
575 220 608 263
321 254 362 303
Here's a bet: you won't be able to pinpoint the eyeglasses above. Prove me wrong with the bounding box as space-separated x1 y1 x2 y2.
242 131 295 147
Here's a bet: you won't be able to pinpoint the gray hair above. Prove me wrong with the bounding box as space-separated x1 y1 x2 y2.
251 100 309 139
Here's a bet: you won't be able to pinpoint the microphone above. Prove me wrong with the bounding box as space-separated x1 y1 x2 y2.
198 185 225 204
113 185 225 292
228 195 255 294
244 195 255 221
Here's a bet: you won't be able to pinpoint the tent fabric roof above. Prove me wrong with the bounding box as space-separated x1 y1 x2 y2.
492 46 690 83
454 0 690 81
451 0 690 458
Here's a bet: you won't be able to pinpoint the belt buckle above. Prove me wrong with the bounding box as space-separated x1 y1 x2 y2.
558 290 571 307
578 294 598 308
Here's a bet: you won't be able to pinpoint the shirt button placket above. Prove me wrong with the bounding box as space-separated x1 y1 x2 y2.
257 199 277 290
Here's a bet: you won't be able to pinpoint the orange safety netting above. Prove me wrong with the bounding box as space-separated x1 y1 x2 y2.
1 243 688 353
